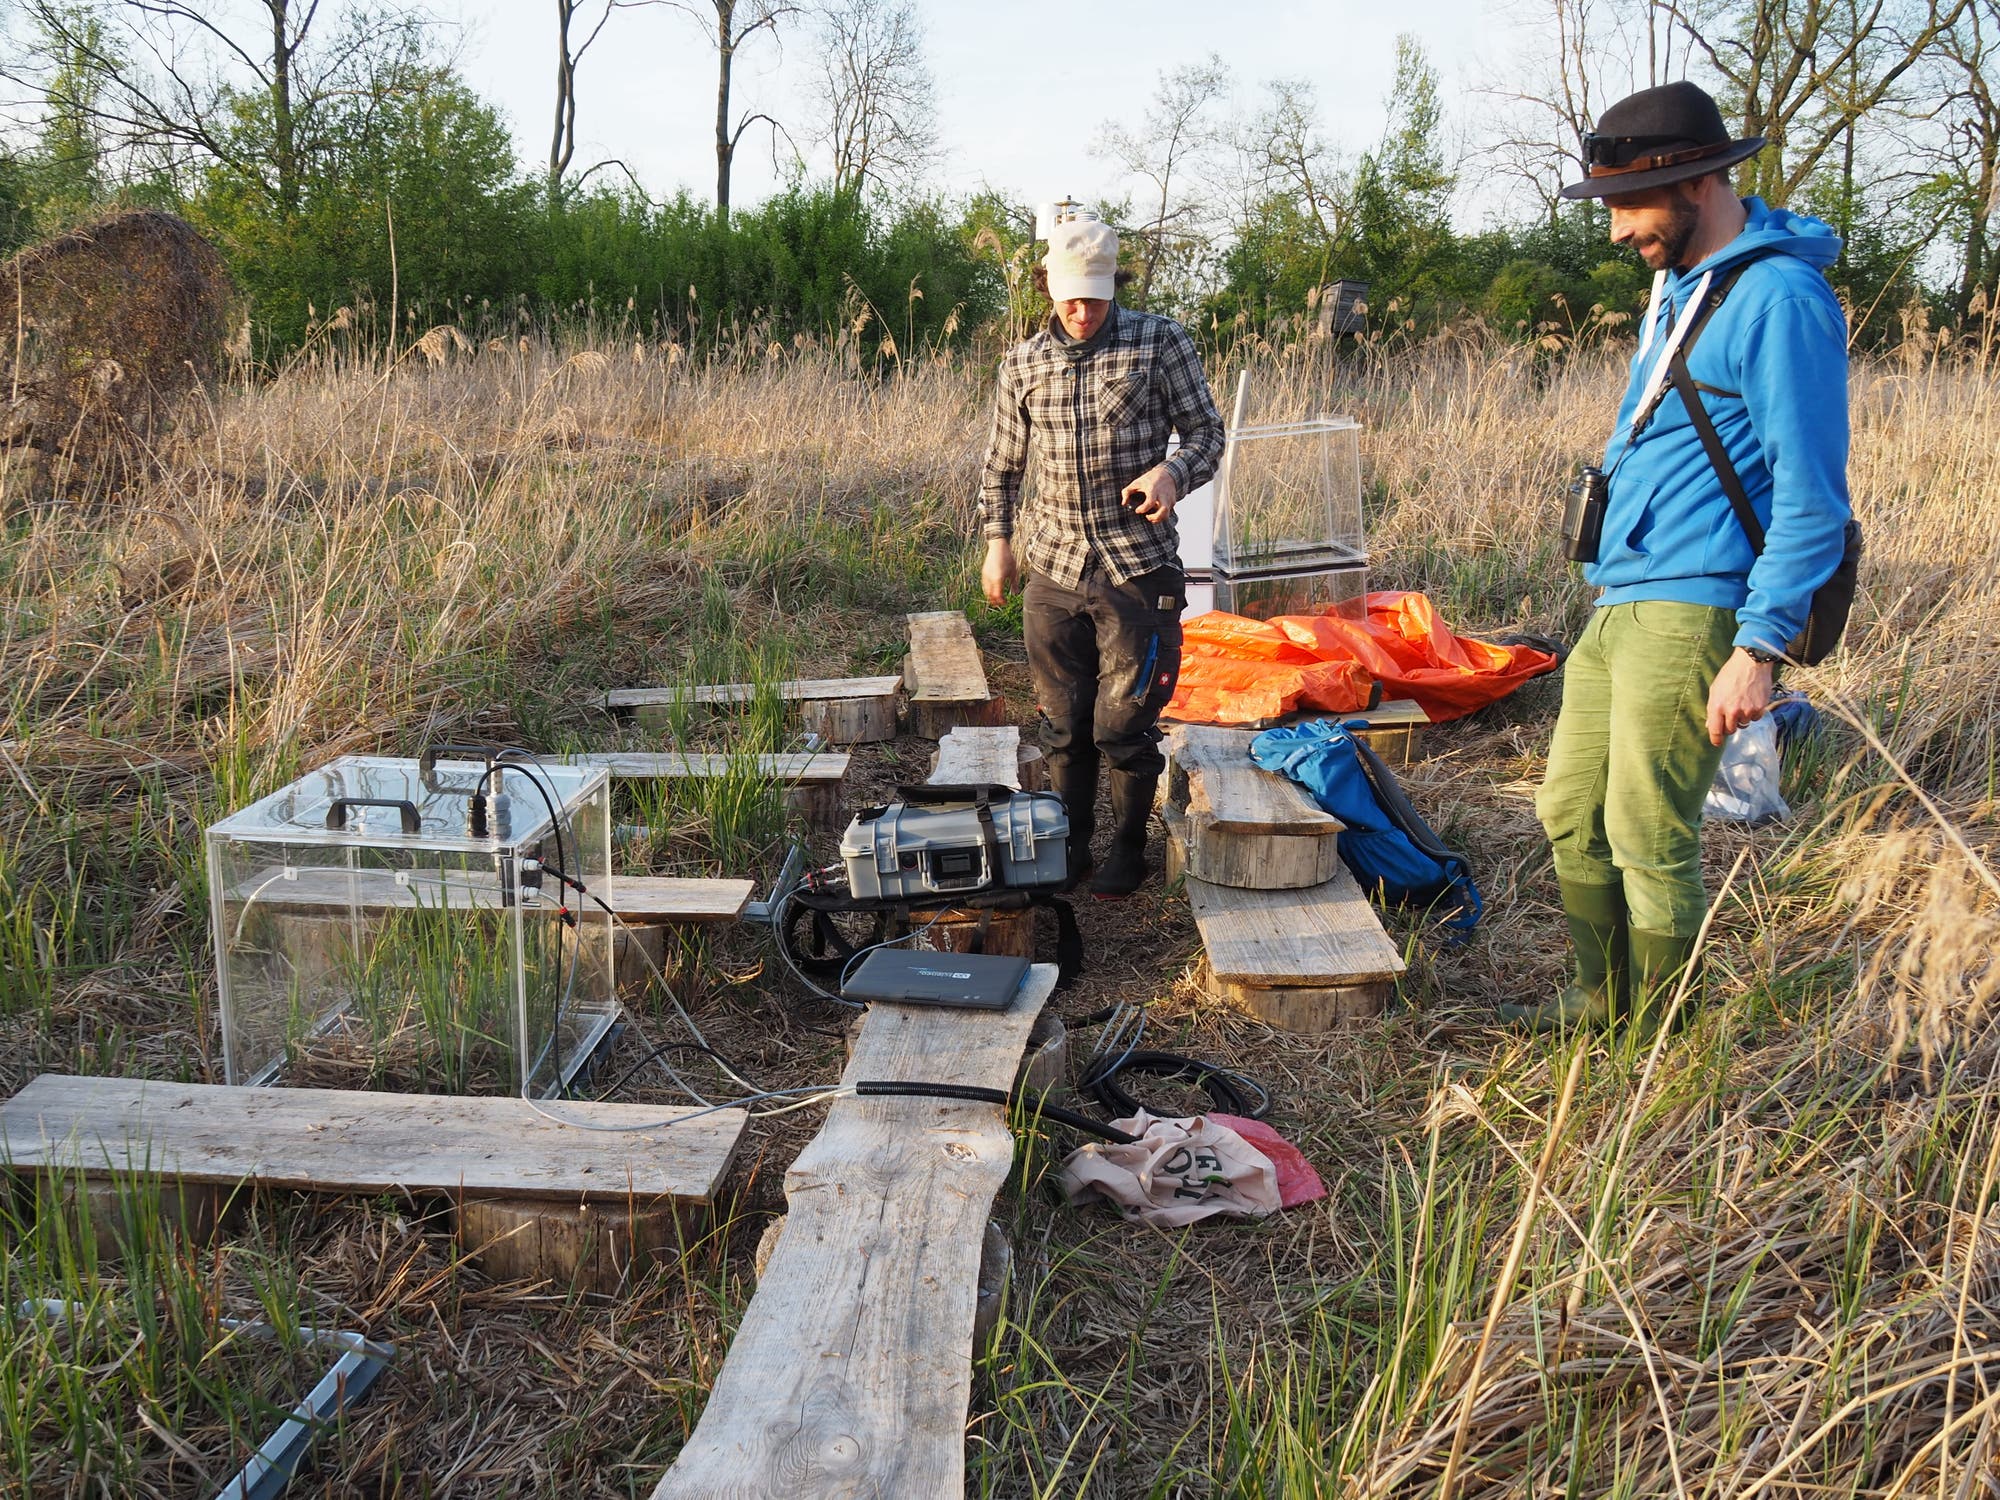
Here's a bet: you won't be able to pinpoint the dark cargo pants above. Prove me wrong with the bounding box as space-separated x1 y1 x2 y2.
1024 562 1185 778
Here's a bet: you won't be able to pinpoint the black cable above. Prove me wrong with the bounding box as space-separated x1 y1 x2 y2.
1078 1049 1271 1121
852 1080 1141 1144
541 865 769 1093
597 1039 758 1102
494 747 568 885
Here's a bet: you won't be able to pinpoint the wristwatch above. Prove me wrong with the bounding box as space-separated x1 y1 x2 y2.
1742 646 1784 666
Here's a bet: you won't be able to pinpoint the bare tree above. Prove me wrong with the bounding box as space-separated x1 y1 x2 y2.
638 0 802 221
1907 0 2000 314
1474 0 1653 224
1660 0 1972 200
550 0 617 202
1244 78 1347 245
0 0 424 218
1094 54 1232 309
811 0 937 196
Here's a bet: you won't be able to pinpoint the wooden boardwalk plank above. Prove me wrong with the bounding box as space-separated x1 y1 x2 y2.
1170 726 1341 837
223 867 751 924
1185 863 1405 987
605 876 753 924
929 725 1021 788
0 1075 744 1205
562 751 849 783
904 612 990 703
604 677 903 711
652 966 1056 1499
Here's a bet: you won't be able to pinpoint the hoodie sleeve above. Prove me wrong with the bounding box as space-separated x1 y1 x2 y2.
1732 286 1852 654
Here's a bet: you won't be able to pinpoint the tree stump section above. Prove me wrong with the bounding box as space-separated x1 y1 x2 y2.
1195 957 1389 1030
908 904 1037 959
1164 727 1343 891
458 1197 698 1292
798 692 899 745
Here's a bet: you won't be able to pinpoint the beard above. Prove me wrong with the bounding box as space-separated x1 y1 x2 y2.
1639 192 1703 269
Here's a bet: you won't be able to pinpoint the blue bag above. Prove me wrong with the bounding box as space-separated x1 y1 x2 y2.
1250 720 1483 938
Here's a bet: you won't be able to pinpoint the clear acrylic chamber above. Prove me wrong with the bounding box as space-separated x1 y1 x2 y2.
206 754 617 1097
1211 416 1369 620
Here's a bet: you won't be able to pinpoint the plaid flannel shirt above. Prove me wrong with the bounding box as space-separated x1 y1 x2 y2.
979 305 1225 589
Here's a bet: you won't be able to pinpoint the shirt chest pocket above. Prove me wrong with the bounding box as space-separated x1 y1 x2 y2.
1097 368 1152 429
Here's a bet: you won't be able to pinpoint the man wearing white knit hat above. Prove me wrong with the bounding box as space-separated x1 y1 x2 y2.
979 212 1225 897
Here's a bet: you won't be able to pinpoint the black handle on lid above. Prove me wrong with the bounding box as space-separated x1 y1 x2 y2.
325 797 421 834
419 742 499 788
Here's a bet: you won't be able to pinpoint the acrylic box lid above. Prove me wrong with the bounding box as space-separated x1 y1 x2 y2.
206 754 606 853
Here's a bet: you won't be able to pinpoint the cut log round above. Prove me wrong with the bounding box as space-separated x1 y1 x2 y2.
458 1196 696 1294
1197 958 1389 1031
799 694 899 744
1180 817 1344 890
907 905 1036 960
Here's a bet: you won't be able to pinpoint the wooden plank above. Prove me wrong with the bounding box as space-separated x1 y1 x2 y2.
562 751 849 783
605 676 903 711
653 966 1054 1500
222 867 750 924
904 612 989 703
604 876 752 924
928 725 1022 788
565 750 851 825
1185 863 1405 987
1170 726 1341 837
1347 699 1428 730
0 1075 744 1205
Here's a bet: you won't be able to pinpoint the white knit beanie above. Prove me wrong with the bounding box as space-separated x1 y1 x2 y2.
1045 219 1120 301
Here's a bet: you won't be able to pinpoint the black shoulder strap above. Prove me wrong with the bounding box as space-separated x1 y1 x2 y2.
1666 261 1765 553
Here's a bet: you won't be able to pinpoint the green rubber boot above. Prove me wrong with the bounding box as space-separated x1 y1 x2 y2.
1499 880 1629 1032
1628 928 1702 1036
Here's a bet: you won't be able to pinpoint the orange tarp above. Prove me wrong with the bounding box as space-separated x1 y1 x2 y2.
1168 591 1560 726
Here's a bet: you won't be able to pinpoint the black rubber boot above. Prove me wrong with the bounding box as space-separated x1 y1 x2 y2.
1050 751 1099 892
1089 771 1157 899
1499 880 1629 1032
1629 928 1702 1035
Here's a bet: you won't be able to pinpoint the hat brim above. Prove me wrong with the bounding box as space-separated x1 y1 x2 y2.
1047 271 1116 301
1558 137 1765 200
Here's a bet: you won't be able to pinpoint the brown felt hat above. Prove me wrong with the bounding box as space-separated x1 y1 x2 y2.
1560 81 1765 200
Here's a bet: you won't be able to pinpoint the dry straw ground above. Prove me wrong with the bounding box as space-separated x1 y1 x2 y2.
3 313 2000 1497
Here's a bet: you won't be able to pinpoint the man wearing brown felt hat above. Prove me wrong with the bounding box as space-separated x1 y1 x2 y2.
1501 81 1854 1033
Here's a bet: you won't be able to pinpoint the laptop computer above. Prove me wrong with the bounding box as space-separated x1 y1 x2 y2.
841 948 1031 1010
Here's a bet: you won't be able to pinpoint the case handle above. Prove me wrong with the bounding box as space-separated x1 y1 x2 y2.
325 798 421 834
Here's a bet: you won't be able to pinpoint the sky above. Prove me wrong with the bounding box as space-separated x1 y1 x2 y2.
446 0 1545 221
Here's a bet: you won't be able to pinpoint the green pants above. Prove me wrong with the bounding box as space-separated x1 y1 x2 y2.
1536 601 1736 938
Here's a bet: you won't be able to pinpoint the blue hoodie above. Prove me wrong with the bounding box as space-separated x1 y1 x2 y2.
1590 198 1852 654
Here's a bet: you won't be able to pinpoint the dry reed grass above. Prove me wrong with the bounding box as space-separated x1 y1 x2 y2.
3 320 1999 1496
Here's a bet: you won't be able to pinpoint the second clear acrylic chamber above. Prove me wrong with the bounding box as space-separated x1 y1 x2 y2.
205 753 617 1098
1211 415 1367 620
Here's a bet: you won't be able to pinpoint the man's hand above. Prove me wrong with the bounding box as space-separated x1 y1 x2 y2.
981 538 1018 607
1122 464 1181 524
1707 649 1776 746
